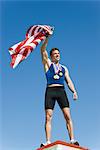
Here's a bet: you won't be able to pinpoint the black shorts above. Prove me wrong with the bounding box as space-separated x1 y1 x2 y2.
45 86 69 110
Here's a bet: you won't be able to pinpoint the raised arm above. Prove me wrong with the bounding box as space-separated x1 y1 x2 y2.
41 36 51 72
65 69 78 100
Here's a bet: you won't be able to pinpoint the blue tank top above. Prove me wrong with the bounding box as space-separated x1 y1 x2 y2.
45 63 67 85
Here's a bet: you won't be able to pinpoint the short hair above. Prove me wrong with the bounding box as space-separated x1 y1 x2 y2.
50 48 60 56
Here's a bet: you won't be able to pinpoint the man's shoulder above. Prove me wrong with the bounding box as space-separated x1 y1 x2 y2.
60 64 68 71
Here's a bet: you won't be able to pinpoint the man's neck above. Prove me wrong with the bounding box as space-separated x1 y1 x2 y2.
52 61 59 65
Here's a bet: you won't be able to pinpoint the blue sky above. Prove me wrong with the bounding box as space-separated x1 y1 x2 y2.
1 0 100 150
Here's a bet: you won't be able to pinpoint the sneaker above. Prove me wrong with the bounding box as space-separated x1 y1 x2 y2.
40 141 51 147
71 141 80 146
40 143 45 147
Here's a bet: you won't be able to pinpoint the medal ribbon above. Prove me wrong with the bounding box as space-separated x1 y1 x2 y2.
53 63 62 74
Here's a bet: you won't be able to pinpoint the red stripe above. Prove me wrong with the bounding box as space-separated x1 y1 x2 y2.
15 38 29 53
23 48 29 56
28 26 38 37
44 25 50 30
31 36 44 46
9 47 13 51
26 25 37 38
26 25 33 36
20 46 33 53
10 54 18 68
20 47 33 62
35 32 45 39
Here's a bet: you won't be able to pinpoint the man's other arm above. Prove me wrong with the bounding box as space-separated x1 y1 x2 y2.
65 69 78 100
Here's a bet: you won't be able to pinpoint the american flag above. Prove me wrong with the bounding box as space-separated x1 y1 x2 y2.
9 25 54 68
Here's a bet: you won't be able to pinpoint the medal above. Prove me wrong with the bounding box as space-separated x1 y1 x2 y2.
53 63 62 80
59 72 63 76
53 74 60 80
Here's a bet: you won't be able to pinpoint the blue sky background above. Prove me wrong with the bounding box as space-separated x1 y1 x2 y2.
1 0 100 150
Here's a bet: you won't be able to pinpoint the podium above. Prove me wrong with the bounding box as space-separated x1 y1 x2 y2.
37 140 89 150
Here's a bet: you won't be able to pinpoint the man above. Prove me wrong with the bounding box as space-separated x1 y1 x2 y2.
40 36 79 147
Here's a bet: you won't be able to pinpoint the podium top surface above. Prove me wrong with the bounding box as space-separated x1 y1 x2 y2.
37 140 89 150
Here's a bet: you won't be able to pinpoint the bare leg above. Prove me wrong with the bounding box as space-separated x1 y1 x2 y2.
45 109 53 142
62 107 74 140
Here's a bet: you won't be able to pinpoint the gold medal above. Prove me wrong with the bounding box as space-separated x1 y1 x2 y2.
53 74 60 79
59 72 63 76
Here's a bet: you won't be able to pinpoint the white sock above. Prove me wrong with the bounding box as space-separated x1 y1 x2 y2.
46 140 51 144
70 139 75 143
43 140 51 145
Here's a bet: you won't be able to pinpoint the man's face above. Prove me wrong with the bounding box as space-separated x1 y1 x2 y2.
51 50 60 62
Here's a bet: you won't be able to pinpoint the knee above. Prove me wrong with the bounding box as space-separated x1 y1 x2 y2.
45 111 52 123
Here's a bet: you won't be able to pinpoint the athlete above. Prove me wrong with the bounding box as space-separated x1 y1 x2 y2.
40 36 79 147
